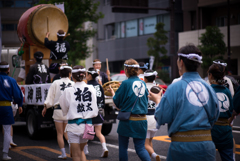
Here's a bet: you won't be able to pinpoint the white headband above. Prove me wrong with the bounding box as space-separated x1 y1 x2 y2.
0 65 9 68
35 56 43 59
57 32 66 37
93 61 101 64
60 66 72 70
124 64 140 68
87 70 98 75
144 71 158 77
178 53 203 63
213 61 227 67
72 68 86 73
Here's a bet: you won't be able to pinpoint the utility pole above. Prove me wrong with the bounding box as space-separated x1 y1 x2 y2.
170 0 177 80
227 0 231 72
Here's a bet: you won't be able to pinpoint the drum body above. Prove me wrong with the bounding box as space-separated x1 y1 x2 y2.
17 4 68 47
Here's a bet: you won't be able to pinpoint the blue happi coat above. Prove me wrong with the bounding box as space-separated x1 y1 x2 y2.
211 84 233 150
155 72 219 161
0 72 23 125
113 76 148 139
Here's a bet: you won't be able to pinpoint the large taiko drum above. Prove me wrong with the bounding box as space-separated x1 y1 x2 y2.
17 4 68 47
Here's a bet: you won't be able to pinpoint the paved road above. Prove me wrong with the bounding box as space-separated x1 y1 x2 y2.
0 120 240 161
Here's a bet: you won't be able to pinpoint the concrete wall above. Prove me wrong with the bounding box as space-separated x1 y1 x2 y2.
1 8 30 47
179 24 240 75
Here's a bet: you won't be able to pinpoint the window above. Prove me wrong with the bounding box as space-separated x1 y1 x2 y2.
121 22 125 38
0 0 14 7
138 19 143 35
1 24 16 31
0 0 33 8
126 20 138 37
157 14 170 31
144 16 157 34
216 16 227 27
105 23 115 40
238 14 240 24
105 0 111 5
115 22 121 38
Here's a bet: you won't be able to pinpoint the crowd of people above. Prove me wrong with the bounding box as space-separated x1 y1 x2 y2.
1 32 240 161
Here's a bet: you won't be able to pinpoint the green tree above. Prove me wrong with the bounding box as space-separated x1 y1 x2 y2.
147 22 168 68
198 26 227 69
38 0 104 65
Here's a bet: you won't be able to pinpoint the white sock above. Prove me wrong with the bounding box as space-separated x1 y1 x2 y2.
3 152 8 158
102 142 108 150
233 153 235 161
60 148 66 156
151 152 158 158
10 136 13 143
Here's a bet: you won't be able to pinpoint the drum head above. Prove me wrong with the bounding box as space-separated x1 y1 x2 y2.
30 5 68 46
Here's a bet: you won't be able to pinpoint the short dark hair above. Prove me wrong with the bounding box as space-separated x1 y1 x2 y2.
72 65 85 82
87 67 99 80
144 69 156 82
139 62 147 72
213 59 228 74
208 63 225 85
0 61 9 72
59 66 72 78
34 51 43 63
178 44 202 72
57 29 65 40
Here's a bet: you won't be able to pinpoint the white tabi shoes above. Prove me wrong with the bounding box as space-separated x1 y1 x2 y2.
58 155 67 160
101 149 108 158
84 145 89 155
2 156 11 160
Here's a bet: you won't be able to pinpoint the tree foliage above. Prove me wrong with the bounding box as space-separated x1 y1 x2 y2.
147 22 168 68
38 0 104 65
198 26 227 69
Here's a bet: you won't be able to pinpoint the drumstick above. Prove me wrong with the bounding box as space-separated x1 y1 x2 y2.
47 16 49 32
106 58 110 80
158 85 166 91
106 58 109 71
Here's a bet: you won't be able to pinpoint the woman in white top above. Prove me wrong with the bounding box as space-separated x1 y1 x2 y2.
59 65 98 161
42 65 74 159
143 70 161 161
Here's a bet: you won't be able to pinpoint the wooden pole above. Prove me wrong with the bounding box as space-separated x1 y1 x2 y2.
47 16 49 32
106 58 110 81
106 58 109 71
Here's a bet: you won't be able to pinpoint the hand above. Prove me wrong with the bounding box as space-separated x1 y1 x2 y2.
107 85 115 96
46 32 50 38
106 70 111 81
148 90 163 105
228 110 238 126
42 106 47 117
18 107 23 114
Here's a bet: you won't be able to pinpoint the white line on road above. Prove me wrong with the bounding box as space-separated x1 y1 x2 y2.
91 141 167 160
233 130 240 134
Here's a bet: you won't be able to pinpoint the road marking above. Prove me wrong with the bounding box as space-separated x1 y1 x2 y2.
91 141 167 160
153 135 171 142
11 146 100 161
233 130 240 134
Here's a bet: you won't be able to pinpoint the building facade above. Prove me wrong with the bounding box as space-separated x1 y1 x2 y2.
87 0 183 75
0 0 36 47
179 0 240 76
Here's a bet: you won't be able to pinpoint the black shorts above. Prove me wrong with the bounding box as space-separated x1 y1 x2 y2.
92 114 104 124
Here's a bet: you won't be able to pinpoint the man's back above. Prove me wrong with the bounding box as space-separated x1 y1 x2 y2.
25 62 51 84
